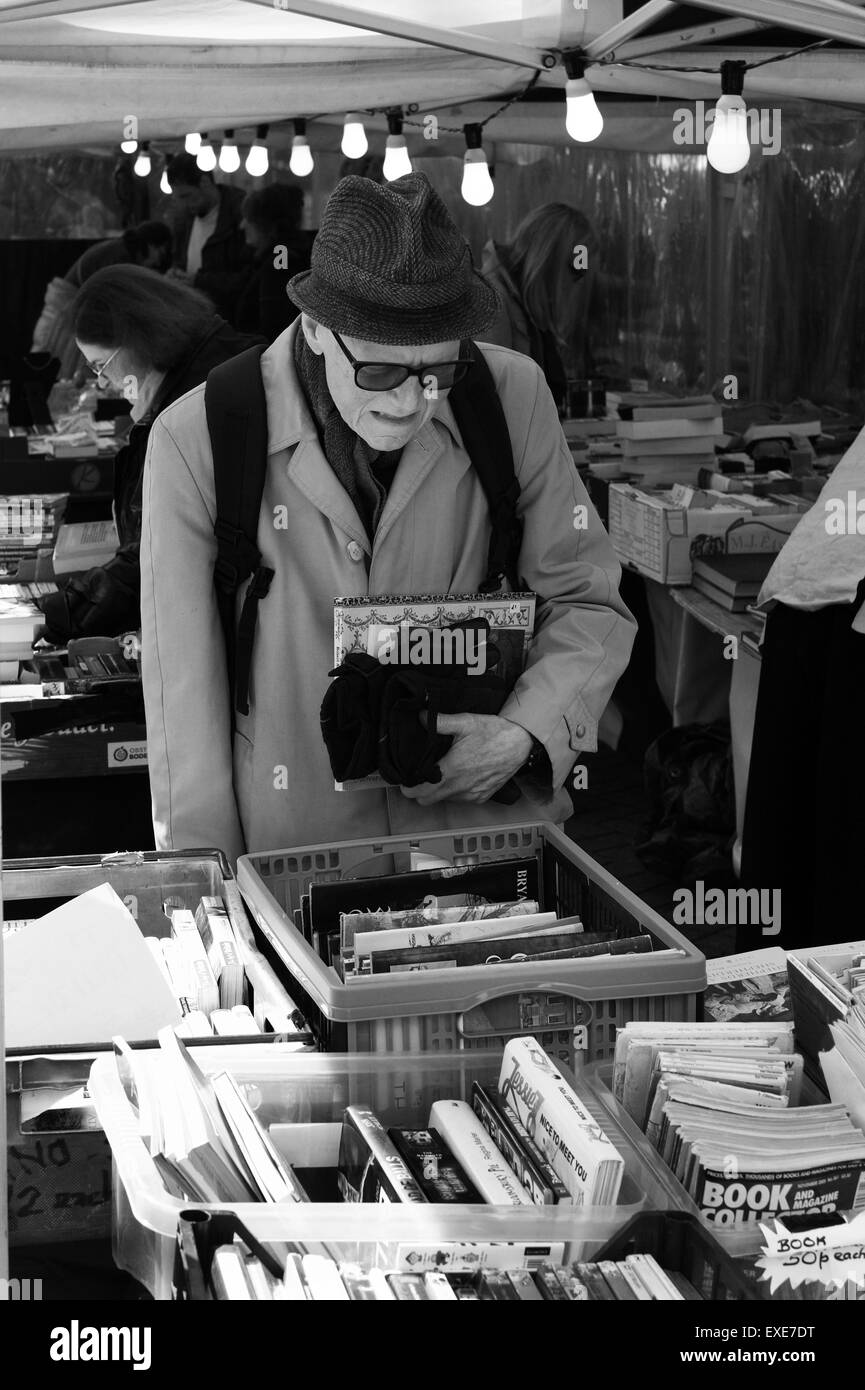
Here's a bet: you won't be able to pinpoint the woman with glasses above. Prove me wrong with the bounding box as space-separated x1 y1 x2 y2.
480 203 599 412
38 265 262 642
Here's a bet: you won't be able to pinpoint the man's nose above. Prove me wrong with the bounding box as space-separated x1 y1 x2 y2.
384 375 425 413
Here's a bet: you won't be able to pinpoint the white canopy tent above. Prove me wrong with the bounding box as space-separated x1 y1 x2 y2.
0 0 862 156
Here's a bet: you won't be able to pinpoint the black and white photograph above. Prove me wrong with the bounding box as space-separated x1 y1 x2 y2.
0 0 862 1360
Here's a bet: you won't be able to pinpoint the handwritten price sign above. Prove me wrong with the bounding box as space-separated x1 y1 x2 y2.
757 1219 865 1292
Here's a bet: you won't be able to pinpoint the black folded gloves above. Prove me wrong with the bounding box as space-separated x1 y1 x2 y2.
320 619 521 803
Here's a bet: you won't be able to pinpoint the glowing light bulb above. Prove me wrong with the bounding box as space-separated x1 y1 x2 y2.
245 143 269 177
197 139 217 173
120 138 138 155
461 148 494 206
218 139 240 174
565 77 604 143
133 149 151 178
160 169 172 195
289 136 314 177
184 132 202 155
706 94 750 173
341 113 368 159
383 134 412 181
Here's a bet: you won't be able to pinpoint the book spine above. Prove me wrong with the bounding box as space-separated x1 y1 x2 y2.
471 1083 570 1205
428 1100 533 1206
380 1239 565 1271
387 1127 483 1203
343 1106 427 1205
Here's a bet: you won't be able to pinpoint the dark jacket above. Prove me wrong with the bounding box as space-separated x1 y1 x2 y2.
234 230 314 343
174 186 250 322
39 317 263 642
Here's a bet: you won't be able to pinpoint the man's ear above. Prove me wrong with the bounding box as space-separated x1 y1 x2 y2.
300 314 325 355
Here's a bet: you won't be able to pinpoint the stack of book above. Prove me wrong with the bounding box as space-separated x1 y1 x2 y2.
690 553 776 612
613 1021 865 1228
615 395 724 487
298 855 680 981
147 892 306 1039
0 493 66 576
0 589 45 678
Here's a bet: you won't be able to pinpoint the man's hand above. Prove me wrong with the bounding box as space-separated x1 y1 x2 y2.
399 712 533 806
166 267 193 284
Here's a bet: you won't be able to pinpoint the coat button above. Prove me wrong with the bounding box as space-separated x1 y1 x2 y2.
574 723 586 740
347 541 364 562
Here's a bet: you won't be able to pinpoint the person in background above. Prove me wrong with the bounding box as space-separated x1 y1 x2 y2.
480 203 598 412
37 266 262 643
235 183 314 342
30 220 173 379
164 153 249 323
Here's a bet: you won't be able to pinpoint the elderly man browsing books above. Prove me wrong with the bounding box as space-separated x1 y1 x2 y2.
140 173 636 864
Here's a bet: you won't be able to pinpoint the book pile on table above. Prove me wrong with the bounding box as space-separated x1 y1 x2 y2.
0 493 66 575
204 1246 705 1301
613 1022 865 1227
298 855 680 981
614 395 724 487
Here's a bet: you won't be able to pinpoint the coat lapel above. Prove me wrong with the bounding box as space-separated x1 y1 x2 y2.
285 436 370 553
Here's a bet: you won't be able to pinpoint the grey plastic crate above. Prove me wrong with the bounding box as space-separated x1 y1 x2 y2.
238 821 705 1068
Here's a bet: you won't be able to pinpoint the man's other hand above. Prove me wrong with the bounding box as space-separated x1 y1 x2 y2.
399 712 532 806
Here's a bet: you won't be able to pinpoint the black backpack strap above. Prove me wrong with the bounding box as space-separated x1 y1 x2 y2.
448 342 524 593
204 344 273 720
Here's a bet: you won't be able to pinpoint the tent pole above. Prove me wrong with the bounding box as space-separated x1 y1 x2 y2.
584 0 679 61
680 0 865 49
611 17 768 62
240 0 551 69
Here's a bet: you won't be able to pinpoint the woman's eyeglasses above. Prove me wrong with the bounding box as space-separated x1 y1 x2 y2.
85 348 121 383
331 331 471 393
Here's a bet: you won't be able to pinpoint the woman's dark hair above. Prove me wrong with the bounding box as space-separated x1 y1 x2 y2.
71 264 216 371
122 220 172 260
242 183 304 240
507 203 598 347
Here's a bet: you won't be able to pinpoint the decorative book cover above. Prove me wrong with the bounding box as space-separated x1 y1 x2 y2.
331 591 536 790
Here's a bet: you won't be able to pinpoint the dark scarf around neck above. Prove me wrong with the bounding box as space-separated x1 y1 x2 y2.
293 329 402 542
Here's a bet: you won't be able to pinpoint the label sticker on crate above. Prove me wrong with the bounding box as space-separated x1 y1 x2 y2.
106 740 148 768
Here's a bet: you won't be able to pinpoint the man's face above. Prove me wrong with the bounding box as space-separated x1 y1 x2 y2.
171 181 213 218
302 317 459 451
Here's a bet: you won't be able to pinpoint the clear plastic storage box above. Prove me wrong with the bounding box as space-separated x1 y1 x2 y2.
581 1062 864 1302
90 1046 692 1301
4 849 306 1247
237 821 706 1068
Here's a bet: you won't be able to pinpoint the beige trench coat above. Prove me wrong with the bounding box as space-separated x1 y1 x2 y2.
140 322 636 866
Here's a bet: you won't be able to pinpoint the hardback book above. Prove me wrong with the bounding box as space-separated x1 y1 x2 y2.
337 1105 428 1204
620 434 718 457
691 553 775 599
52 518 119 575
498 1036 625 1205
617 393 720 421
627 402 722 422
168 909 220 1016
194 896 244 1008
617 416 723 441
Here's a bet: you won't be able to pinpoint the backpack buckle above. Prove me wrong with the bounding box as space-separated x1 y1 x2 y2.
214 520 261 589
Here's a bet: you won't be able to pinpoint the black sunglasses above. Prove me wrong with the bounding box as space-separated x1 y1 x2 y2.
331 331 471 393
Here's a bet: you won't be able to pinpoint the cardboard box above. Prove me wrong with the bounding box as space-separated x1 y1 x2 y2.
607 483 802 585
